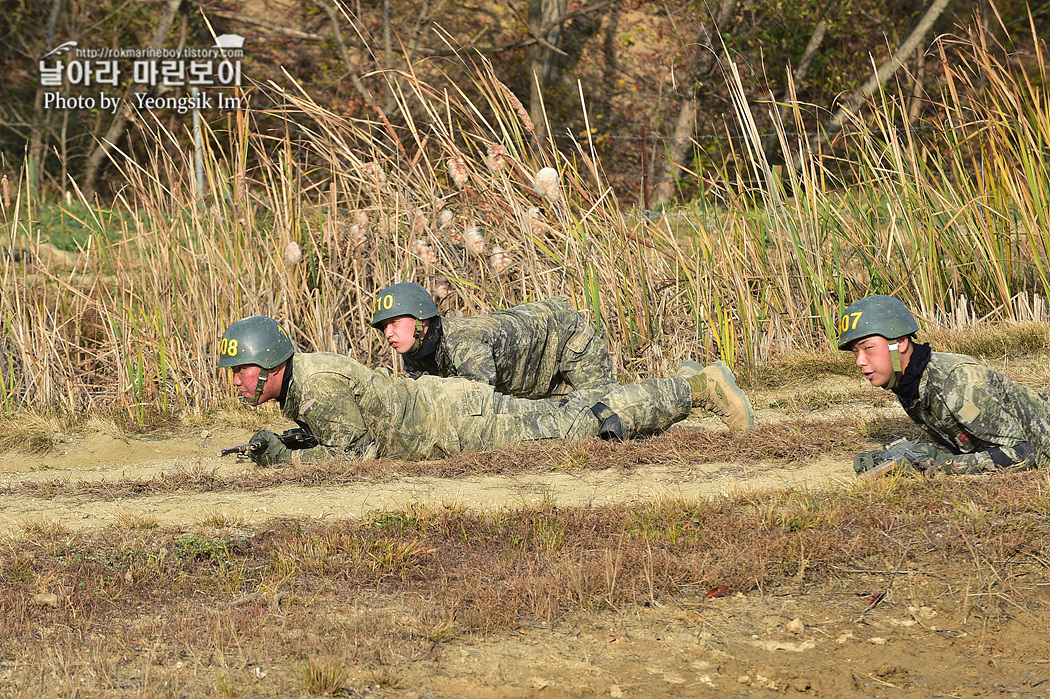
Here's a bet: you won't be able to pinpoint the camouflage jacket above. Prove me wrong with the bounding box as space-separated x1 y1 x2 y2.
403 296 617 399
272 353 688 464
279 352 616 462
897 352 1050 473
281 352 489 461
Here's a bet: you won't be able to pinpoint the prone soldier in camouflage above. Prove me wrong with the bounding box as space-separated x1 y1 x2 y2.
217 315 734 466
370 282 754 431
371 282 618 398
838 295 1050 476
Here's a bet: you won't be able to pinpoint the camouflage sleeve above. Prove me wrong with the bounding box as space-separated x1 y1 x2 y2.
289 375 376 462
292 440 377 463
935 367 1037 473
936 443 1035 474
447 340 498 385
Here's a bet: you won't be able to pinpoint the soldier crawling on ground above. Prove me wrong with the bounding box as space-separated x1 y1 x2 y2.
369 282 754 432
216 316 744 466
838 294 1050 477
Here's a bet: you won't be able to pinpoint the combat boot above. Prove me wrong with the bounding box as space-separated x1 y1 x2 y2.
678 360 755 431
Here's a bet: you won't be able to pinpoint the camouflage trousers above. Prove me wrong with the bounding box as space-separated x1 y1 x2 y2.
480 377 693 447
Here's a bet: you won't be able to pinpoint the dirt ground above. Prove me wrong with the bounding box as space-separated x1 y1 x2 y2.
2 378 1049 697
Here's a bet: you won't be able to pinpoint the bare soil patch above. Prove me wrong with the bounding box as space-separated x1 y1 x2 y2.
1 374 1049 698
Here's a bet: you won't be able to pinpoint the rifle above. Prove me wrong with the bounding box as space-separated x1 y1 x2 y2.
220 427 319 457
858 438 940 478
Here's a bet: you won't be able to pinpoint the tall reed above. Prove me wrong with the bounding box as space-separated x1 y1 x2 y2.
0 19 1047 417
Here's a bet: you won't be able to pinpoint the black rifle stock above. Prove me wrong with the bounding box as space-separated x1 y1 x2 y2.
220 427 319 457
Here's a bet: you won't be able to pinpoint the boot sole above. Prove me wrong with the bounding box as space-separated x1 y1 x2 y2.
710 361 755 428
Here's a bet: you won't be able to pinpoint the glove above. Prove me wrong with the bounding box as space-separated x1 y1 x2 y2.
854 448 924 478
247 430 292 467
853 449 882 474
899 441 953 461
880 440 958 473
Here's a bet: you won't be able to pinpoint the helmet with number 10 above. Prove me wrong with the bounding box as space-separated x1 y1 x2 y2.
370 282 439 328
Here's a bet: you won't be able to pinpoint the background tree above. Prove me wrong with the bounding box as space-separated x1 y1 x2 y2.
1 0 1044 206
81 0 183 201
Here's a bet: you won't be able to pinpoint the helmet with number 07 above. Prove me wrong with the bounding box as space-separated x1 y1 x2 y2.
836 295 919 350
217 316 294 369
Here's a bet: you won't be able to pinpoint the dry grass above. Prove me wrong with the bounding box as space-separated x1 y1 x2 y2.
925 321 1050 362
0 416 896 501
113 509 158 530
1 471 1048 695
747 348 860 389
300 657 351 696
198 510 245 528
2 20 1049 421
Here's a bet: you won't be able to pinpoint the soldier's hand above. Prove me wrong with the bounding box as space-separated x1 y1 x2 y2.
854 445 927 477
853 450 882 474
878 440 947 474
247 430 292 467
855 440 952 478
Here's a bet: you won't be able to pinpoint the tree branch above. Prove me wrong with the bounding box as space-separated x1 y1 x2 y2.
792 19 827 87
306 0 381 113
83 0 184 201
818 0 952 143
650 0 737 207
205 9 324 41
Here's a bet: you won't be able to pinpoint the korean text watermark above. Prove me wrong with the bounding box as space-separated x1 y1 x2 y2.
38 35 247 113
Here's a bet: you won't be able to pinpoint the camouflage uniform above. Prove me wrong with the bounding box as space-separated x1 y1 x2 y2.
403 296 618 399
280 352 691 463
898 352 1050 473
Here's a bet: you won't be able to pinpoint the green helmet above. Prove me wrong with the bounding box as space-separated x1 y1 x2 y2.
836 295 919 350
370 282 438 328
837 295 919 391
218 316 294 406
217 316 294 369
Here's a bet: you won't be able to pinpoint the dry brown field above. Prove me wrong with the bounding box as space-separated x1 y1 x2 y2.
2 359 1050 698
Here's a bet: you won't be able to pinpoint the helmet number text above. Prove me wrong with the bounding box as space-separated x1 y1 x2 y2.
373 294 394 313
219 337 239 357
839 312 862 333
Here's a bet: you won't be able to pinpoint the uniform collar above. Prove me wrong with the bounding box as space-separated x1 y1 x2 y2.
407 315 442 360
891 342 931 401
278 354 294 408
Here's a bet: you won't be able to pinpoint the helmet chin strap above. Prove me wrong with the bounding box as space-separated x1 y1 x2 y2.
249 367 270 406
408 319 426 354
884 341 903 390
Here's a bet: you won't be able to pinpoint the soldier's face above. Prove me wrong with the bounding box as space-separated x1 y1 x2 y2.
230 364 282 404
850 335 896 387
379 315 418 354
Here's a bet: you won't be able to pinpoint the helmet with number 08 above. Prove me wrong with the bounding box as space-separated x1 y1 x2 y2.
217 316 294 369
370 282 439 328
836 295 919 350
